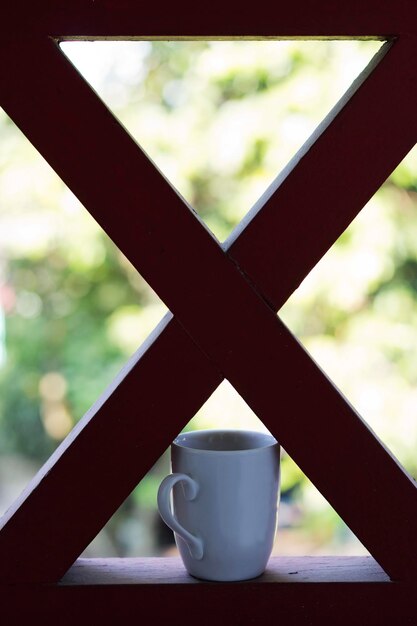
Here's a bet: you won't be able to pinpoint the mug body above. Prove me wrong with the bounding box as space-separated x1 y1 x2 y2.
171 429 280 581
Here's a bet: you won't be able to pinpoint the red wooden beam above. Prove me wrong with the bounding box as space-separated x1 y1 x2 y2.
2 557 417 626
227 38 417 307
0 315 222 576
3 0 417 38
0 35 417 585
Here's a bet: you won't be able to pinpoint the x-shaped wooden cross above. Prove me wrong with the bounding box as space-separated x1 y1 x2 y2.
0 24 417 586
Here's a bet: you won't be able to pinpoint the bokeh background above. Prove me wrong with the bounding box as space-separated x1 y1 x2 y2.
1 39 417 558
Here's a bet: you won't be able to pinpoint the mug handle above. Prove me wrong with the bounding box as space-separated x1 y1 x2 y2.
157 473 204 560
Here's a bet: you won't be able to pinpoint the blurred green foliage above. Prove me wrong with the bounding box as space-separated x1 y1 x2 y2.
1 39 417 556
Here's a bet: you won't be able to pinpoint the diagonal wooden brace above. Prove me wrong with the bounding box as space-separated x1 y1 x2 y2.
0 36 416 585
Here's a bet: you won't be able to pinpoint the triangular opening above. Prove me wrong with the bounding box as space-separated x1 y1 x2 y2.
276 454 368 557
61 40 381 241
280 142 417 481
84 380 367 558
0 106 167 518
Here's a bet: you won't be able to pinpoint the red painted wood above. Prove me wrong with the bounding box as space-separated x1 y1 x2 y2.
60 556 390 585
228 38 417 307
2 0 417 38
0 315 222 582
0 558 416 626
1 35 417 585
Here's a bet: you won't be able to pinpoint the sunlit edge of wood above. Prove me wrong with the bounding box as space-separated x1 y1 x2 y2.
59 556 390 585
54 35 390 42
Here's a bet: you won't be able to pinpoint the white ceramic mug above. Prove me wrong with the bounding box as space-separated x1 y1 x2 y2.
157 429 280 581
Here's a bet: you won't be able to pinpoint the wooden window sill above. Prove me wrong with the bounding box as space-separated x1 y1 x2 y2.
2 556 415 625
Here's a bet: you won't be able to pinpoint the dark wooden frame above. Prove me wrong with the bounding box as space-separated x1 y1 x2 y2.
1 2 417 622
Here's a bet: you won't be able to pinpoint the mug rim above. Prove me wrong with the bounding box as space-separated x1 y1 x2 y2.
172 428 279 455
